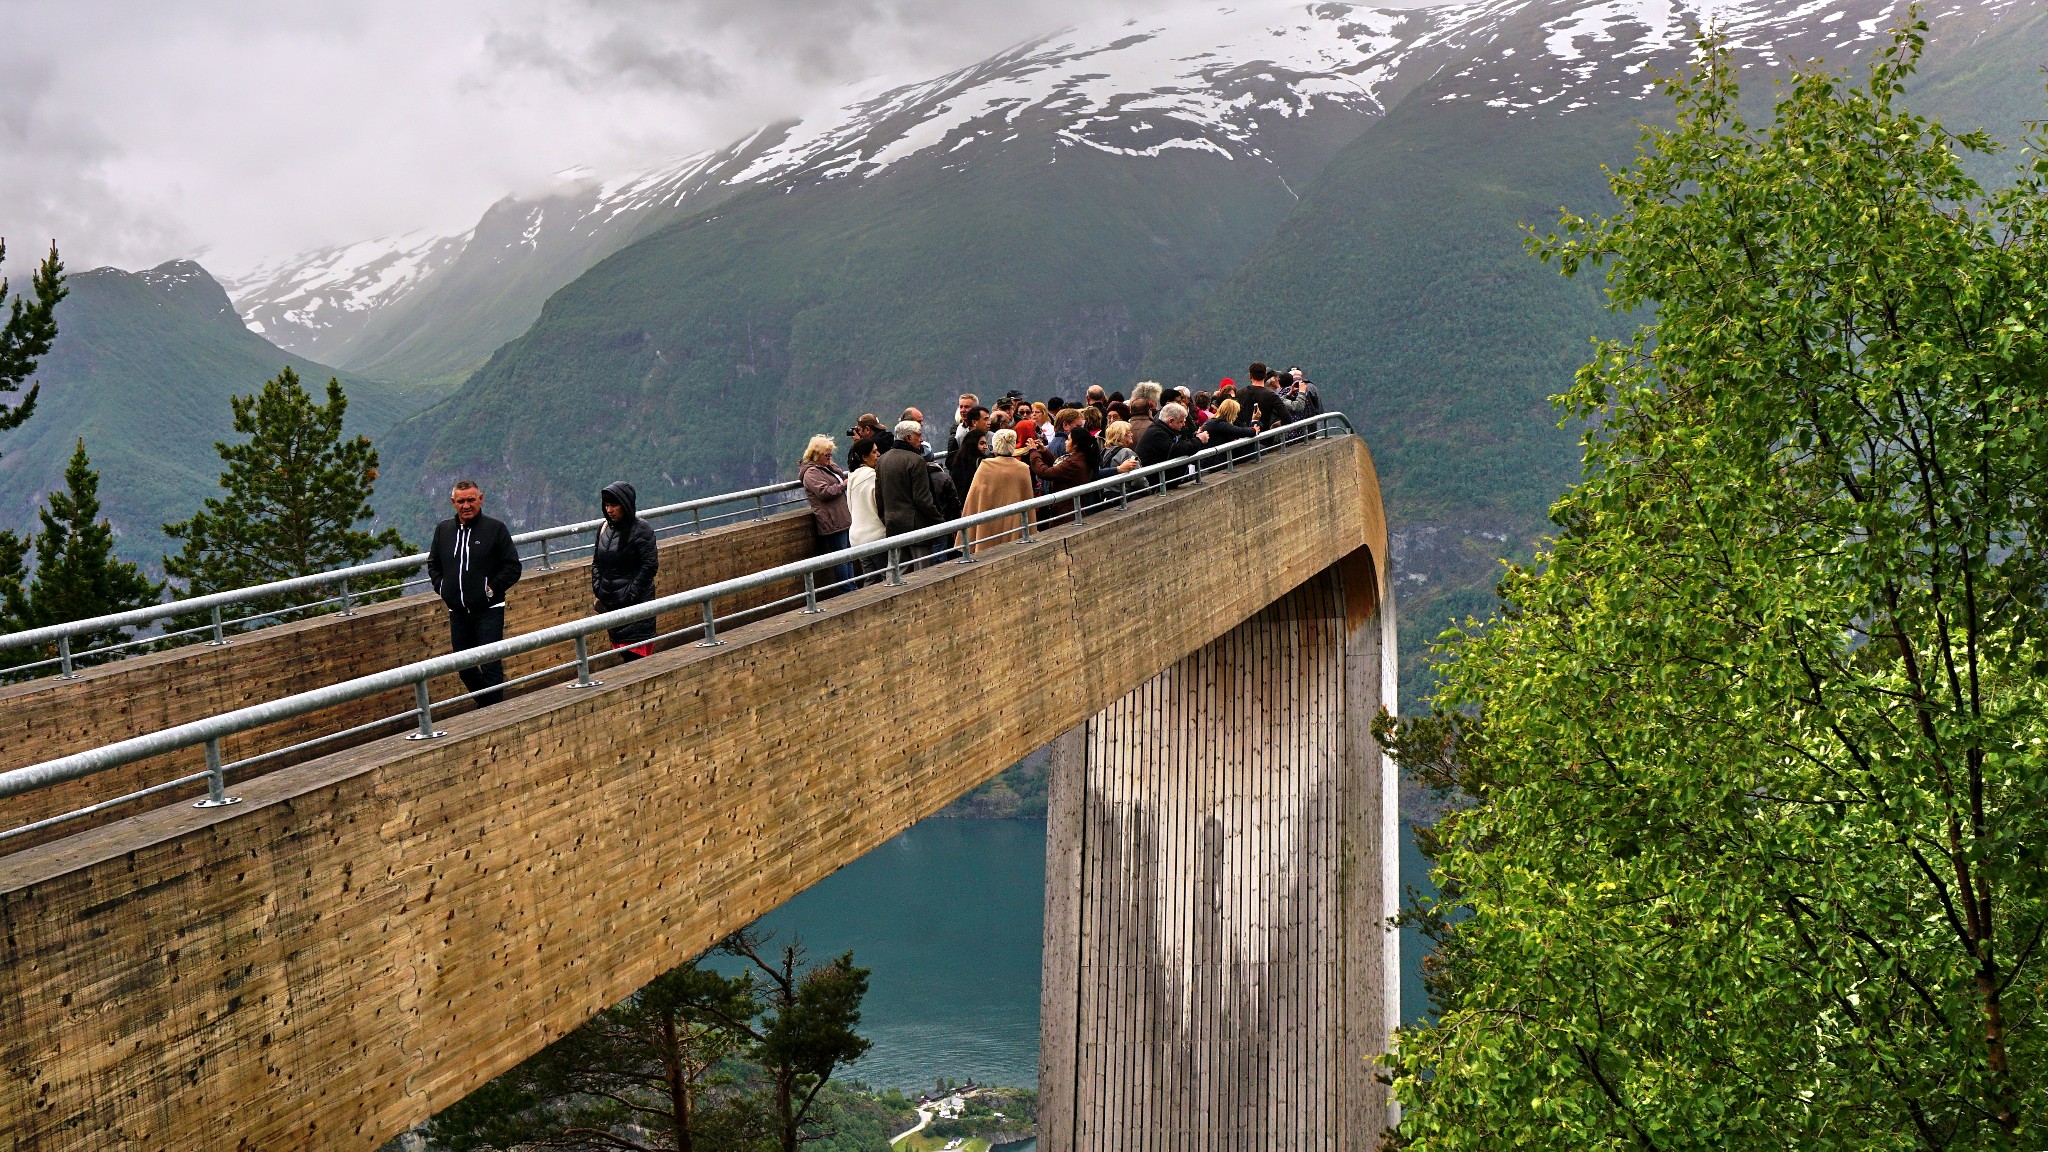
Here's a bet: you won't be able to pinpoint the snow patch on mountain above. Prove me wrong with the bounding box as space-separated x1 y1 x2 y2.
224 229 469 338
1442 0 1916 114
721 1 1449 182
222 0 2009 360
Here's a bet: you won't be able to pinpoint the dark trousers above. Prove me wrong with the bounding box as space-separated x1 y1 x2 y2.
886 534 934 573
857 551 890 586
448 606 506 707
816 527 854 594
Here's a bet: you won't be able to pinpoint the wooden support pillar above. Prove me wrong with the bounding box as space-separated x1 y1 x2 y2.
1038 551 1396 1149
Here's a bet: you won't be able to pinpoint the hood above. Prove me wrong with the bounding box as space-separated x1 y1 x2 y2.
601 480 639 524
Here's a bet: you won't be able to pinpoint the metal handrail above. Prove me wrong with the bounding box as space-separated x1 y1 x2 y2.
0 480 805 668
0 413 1354 813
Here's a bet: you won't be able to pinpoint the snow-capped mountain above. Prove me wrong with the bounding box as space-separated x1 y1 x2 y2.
220 230 470 364
224 0 2014 380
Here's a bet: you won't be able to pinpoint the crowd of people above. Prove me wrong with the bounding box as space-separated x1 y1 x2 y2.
797 362 1323 584
424 363 1322 704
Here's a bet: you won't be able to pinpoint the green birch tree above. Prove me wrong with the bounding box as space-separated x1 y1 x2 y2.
1388 18 2048 1150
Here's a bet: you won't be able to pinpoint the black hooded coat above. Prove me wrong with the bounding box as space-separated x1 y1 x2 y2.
592 481 660 646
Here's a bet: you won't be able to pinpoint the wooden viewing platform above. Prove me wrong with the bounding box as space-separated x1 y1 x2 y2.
0 432 1395 1151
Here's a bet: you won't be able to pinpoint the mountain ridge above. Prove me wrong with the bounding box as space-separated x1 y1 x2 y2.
361 0 2040 723
0 260 440 564
235 0 1950 389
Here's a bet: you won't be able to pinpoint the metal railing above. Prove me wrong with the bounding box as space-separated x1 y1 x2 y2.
0 413 1355 842
0 481 806 679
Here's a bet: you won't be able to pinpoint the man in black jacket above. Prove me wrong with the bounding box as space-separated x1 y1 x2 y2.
1135 402 1209 489
1237 362 1292 431
427 480 523 706
875 420 944 564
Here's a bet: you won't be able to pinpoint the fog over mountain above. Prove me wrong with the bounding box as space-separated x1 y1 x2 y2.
0 0 1306 279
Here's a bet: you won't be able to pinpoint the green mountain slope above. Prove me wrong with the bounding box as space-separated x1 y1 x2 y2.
333 193 648 391
1910 1 2048 185
380 134 1322 530
1141 97 1641 704
370 0 2042 717
0 261 445 564
1142 3 2048 706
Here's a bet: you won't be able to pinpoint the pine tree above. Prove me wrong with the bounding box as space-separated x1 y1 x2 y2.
0 238 67 459
1 440 161 671
163 368 408 609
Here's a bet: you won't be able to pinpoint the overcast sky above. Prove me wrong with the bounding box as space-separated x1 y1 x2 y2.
2 0 1237 279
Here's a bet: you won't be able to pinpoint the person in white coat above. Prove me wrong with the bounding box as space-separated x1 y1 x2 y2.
846 437 887 585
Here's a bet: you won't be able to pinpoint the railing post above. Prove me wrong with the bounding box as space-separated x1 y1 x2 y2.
192 738 242 808
697 601 723 647
886 548 904 586
1119 480 1130 511
692 507 703 535
540 537 554 571
56 633 77 679
755 494 766 521
570 635 604 688
1072 495 1085 525
208 605 230 646
1019 514 1035 543
336 577 355 617
407 679 445 740
801 571 823 613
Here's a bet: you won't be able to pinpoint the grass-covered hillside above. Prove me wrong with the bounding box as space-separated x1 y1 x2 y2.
0 261 444 564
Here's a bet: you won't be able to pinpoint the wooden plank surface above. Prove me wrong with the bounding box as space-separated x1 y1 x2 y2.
1040 553 1395 1150
0 512 816 848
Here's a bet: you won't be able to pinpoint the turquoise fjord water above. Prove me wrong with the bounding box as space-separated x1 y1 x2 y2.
723 817 1435 1102
712 819 1049 1093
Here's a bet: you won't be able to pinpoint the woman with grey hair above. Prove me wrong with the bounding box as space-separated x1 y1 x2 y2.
962 428 1034 554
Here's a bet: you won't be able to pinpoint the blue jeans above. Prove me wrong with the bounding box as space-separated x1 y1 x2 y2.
817 528 853 594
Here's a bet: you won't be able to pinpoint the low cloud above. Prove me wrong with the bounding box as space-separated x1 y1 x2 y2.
0 0 1426 280
484 24 733 97
0 56 190 276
